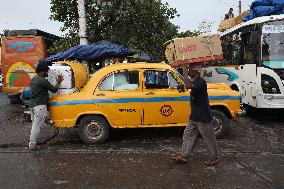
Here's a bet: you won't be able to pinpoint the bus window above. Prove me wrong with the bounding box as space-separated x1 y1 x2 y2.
222 35 232 65
242 32 259 64
222 32 243 65
231 41 243 65
262 33 284 63
243 46 254 63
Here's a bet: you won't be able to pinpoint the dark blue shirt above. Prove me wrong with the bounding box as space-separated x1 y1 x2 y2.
190 77 213 123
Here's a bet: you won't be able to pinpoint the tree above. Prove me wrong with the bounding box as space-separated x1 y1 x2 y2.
2 30 9 37
197 20 213 35
49 0 179 61
176 30 200 38
0 30 9 47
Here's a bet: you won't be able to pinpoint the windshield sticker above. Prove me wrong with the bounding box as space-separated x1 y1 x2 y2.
263 25 284 33
215 67 239 81
160 105 173 117
203 70 213 78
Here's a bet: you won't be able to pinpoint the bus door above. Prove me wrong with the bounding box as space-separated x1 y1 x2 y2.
239 64 257 107
238 31 259 107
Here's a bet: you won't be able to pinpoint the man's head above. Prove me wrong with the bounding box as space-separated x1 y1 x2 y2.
36 63 49 77
188 65 201 78
229 8 233 14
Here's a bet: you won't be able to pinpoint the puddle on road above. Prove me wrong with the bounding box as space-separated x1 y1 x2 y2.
54 180 69 185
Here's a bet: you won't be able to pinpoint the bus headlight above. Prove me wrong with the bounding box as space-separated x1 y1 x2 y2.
261 74 280 94
263 81 270 86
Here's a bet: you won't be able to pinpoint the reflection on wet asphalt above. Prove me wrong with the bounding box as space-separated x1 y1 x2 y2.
0 93 283 188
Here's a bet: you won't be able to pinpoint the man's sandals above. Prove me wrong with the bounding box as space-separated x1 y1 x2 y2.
173 155 219 166
29 143 49 150
172 155 187 163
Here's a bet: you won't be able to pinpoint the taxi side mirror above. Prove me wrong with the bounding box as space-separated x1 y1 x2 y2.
177 84 185 92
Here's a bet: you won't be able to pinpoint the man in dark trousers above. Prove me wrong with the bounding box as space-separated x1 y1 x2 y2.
174 65 218 166
29 63 63 150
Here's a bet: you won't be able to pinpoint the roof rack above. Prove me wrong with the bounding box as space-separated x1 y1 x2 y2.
7 29 60 42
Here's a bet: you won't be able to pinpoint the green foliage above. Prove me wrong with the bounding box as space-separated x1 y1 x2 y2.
2 30 9 37
48 32 79 55
197 20 213 35
0 30 9 47
49 0 180 61
176 30 200 38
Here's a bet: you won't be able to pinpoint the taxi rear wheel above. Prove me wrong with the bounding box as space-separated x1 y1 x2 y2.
78 115 110 144
211 109 229 139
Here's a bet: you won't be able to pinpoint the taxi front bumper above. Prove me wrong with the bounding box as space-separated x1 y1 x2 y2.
236 110 246 116
232 110 246 123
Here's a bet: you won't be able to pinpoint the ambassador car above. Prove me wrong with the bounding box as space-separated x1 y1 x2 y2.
49 63 244 144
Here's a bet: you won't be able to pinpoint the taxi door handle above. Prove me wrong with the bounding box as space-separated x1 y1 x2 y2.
145 92 155 95
96 93 105 96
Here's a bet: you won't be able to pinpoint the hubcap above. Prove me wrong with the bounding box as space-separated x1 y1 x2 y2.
212 116 223 134
85 121 103 139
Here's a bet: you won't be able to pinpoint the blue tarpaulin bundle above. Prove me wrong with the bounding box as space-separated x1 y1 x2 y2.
20 87 30 100
137 54 152 61
42 41 136 65
244 0 284 21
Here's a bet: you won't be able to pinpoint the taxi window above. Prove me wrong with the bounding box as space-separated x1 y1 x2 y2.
144 70 179 89
100 71 139 91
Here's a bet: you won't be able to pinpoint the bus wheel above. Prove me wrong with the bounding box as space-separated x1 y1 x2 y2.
78 115 110 144
211 109 229 139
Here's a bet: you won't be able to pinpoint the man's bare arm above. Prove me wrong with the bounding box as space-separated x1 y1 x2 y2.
182 66 194 89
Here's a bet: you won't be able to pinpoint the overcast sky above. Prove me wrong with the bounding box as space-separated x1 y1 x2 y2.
0 0 253 36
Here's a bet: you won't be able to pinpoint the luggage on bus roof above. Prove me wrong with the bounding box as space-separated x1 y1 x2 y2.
244 0 284 21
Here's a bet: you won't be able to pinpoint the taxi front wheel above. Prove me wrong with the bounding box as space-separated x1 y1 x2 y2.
78 115 110 144
211 109 229 139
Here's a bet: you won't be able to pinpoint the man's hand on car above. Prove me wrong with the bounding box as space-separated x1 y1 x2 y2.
56 75 64 84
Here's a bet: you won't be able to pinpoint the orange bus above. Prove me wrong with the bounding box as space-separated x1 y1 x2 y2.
1 29 59 93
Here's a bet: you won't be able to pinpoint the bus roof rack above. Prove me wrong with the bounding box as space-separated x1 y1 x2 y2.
221 14 284 37
7 29 60 42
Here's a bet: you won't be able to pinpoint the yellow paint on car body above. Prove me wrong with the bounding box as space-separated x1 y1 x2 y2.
49 63 243 129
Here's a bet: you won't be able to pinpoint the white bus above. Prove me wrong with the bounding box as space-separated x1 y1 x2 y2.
202 14 284 109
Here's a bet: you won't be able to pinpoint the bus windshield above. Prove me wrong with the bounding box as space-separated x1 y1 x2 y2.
262 21 284 69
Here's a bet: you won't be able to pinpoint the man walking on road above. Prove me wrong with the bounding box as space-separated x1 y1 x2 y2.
29 63 63 150
174 65 218 166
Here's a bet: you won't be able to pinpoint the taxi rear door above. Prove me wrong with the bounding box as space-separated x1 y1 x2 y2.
142 69 190 126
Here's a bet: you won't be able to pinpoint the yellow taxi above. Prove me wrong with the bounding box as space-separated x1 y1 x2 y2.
49 63 244 144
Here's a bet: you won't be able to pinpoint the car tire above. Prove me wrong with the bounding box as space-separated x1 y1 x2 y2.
211 109 229 139
78 115 110 144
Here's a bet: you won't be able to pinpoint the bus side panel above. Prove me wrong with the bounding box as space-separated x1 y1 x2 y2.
201 66 241 87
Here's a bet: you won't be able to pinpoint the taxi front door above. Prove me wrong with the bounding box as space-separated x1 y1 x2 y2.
94 70 142 128
142 69 190 126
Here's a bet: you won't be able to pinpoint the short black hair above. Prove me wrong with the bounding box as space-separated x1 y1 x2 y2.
36 63 49 73
230 8 233 11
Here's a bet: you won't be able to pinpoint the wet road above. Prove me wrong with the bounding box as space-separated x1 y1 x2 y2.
0 92 283 189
